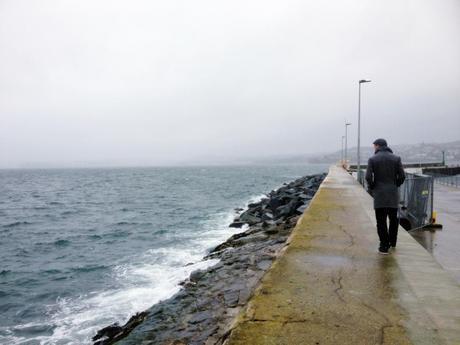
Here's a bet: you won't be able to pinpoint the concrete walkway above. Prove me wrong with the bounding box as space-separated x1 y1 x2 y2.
225 166 460 345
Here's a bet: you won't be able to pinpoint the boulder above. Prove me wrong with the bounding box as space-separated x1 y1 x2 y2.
93 312 148 345
275 204 291 217
190 269 206 282
262 220 276 228
296 204 309 214
93 324 122 343
261 212 274 221
239 211 262 225
229 221 245 228
267 197 282 211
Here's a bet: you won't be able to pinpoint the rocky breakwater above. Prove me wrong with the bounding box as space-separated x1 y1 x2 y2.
93 173 326 345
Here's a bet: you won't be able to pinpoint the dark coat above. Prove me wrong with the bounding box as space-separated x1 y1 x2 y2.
365 146 405 209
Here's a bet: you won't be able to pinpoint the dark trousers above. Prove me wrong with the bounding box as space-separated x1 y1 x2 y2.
375 207 399 248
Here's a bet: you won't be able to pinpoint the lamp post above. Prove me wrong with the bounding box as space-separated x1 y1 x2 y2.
357 79 371 181
344 122 351 168
341 135 345 165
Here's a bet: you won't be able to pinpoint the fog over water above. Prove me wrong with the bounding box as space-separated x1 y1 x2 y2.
1 0 459 168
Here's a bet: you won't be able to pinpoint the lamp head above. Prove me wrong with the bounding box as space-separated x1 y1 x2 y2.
359 79 371 83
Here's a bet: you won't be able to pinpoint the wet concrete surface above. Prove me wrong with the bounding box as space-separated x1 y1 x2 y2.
225 166 460 345
409 183 460 283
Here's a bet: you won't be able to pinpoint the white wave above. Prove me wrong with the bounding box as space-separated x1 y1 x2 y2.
3 196 263 345
247 193 268 205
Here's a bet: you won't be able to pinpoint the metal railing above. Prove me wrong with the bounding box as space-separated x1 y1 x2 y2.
357 169 434 230
425 173 459 188
399 173 434 230
357 170 367 190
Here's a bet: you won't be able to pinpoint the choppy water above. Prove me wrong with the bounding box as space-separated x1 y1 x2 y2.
0 164 327 344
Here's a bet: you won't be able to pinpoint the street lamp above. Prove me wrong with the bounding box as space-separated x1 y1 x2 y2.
357 79 371 182
341 135 345 165
344 122 351 168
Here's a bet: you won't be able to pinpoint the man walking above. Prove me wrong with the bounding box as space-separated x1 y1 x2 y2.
365 138 405 254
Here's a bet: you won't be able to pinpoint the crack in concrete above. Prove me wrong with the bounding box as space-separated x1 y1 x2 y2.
321 210 357 306
357 300 393 345
331 274 345 303
323 208 356 250
335 275 345 302
338 224 355 248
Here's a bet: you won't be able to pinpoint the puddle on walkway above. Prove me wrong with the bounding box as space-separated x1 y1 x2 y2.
301 253 352 268
409 224 460 284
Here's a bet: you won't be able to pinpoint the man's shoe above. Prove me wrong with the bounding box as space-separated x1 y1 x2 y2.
378 246 389 255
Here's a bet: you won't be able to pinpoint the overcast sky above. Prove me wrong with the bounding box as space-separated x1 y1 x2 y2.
1 0 459 167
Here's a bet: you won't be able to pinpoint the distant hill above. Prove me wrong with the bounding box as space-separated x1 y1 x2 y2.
308 140 460 165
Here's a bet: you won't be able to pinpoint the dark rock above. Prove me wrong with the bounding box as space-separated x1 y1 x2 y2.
256 260 273 270
229 221 245 228
274 237 287 244
93 312 148 345
190 269 206 282
223 291 239 307
239 211 262 225
275 204 291 217
296 204 309 214
262 220 276 228
264 227 279 235
238 289 252 304
267 197 282 211
261 212 274 221
188 310 213 324
93 324 122 343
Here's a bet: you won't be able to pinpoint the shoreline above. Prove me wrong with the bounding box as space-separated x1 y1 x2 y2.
93 173 326 345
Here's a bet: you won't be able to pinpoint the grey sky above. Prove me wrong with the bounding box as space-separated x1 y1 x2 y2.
1 0 459 167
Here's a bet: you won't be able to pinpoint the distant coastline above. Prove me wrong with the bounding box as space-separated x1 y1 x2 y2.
3 140 459 170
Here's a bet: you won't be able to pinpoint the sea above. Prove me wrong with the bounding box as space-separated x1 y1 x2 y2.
0 164 328 344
